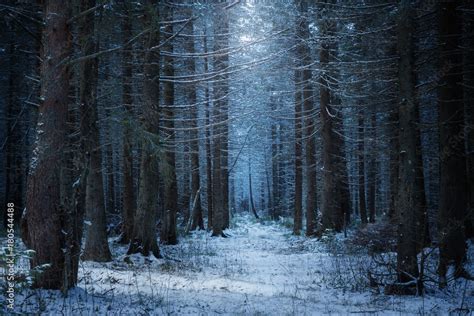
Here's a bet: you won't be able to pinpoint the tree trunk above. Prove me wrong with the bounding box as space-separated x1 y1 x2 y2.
319 7 340 233
119 0 135 244
204 35 213 231
437 1 468 287
271 101 280 220
21 0 81 290
184 14 204 231
80 0 111 262
294 67 303 235
358 108 368 224
211 7 229 237
160 5 178 245
297 0 317 236
367 112 376 223
388 106 399 220
127 1 161 258
393 1 425 294
248 162 259 219
463 1 474 239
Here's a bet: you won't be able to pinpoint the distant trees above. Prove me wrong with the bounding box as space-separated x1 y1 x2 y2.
1 0 471 294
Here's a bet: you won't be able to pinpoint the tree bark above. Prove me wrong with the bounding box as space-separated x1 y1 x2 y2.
204 35 213 231
437 1 468 287
211 7 229 237
297 0 317 236
22 0 82 290
367 112 376 223
127 1 161 258
184 14 204 231
463 1 474 239
80 0 111 263
393 1 426 294
358 108 368 225
160 4 178 245
294 66 303 235
248 162 259 219
319 5 341 233
388 106 399 220
119 0 135 244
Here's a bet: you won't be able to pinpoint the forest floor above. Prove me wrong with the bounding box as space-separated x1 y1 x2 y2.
3 214 474 315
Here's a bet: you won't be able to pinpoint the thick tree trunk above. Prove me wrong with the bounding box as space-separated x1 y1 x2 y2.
127 1 161 258
22 0 81 290
330 45 350 230
393 1 426 294
211 8 229 237
463 2 474 239
437 1 468 287
320 15 340 233
119 1 135 244
80 0 111 262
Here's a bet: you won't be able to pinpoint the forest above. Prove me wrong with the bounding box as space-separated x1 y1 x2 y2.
0 0 473 314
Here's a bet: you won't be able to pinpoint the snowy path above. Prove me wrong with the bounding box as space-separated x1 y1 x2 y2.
12 215 474 315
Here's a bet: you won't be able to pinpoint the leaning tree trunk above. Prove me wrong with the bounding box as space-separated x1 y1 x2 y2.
127 1 161 258
80 0 112 263
437 1 468 287
248 162 259 219
21 0 82 290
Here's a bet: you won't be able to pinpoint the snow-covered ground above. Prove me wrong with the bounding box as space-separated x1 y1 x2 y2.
3 214 474 315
